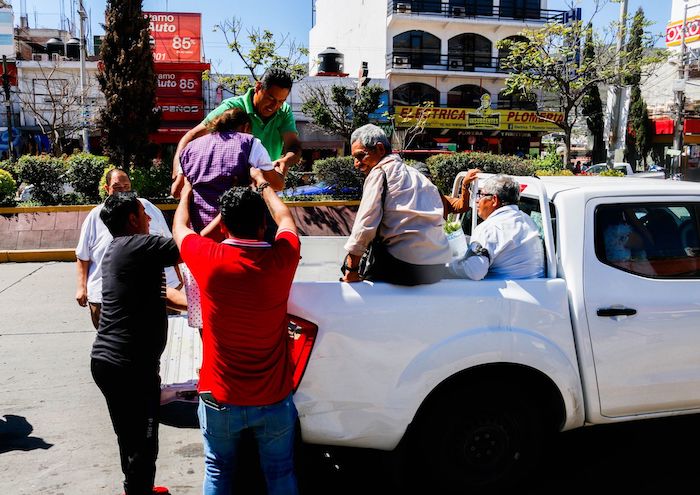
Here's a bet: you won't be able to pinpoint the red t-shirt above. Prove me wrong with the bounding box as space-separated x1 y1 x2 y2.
181 229 300 406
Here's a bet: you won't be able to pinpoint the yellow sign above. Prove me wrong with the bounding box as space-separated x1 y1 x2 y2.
394 106 564 132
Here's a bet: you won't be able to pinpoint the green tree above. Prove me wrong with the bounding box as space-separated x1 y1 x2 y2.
581 25 606 164
499 17 666 167
301 83 384 149
211 17 308 95
97 0 160 170
624 8 652 167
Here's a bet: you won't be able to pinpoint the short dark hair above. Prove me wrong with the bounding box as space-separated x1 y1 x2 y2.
219 187 266 238
206 108 251 133
100 192 139 236
105 168 128 186
260 68 293 91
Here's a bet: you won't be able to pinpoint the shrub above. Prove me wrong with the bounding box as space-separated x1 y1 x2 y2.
312 156 363 198
535 169 575 176
599 169 625 177
0 159 19 181
15 154 66 205
129 159 172 202
528 146 565 174
0 168 16 206
426 152 534 194
66 153 111 204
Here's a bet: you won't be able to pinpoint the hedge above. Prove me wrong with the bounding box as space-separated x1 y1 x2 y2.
426 152 534 194
0 168 16 206
66 153 112 204
15 154 66 205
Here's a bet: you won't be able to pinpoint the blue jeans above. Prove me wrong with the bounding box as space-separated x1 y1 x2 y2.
197 392 299 495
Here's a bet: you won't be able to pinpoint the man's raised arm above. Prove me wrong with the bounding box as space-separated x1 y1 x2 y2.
250 168 297 236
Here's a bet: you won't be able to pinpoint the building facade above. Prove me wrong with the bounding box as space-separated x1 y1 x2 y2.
309 0 567 155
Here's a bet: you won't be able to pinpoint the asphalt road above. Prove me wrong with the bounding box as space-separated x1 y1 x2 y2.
2 261 700 495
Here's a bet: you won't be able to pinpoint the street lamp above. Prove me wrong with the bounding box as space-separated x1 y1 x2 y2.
78 0 89 152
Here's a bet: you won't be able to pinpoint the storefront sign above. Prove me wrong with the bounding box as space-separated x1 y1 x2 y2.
666 16 700 47
394 106 564 132
156 71 201 97
145 12 201 63
157 97 204 121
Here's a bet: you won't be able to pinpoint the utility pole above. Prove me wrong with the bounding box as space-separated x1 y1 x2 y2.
78 0 89 152
1 55 14 161
672 1 690 178
606 0 628 166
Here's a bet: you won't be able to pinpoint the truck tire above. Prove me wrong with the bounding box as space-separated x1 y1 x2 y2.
416 385 543 492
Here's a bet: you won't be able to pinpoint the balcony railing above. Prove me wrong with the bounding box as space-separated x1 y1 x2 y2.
387 1 566 23
387 52 508 73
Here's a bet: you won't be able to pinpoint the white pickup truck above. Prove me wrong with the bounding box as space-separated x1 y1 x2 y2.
161 174 700 492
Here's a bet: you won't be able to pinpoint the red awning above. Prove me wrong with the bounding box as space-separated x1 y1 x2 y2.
653 119 674 135
685 118 700 134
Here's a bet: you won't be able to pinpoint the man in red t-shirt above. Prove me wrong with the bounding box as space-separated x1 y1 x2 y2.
172 170 300 495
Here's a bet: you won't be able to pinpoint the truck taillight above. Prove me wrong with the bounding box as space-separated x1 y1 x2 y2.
288 315 318 391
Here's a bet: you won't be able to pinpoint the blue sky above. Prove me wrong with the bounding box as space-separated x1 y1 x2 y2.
12 0 670 74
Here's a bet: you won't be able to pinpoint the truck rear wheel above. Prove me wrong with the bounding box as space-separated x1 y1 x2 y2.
416 386 543 492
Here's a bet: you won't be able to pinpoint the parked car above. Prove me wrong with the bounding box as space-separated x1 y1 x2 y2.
280 181 359 198
584 162 634 175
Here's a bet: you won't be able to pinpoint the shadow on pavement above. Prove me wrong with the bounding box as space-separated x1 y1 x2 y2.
0 414 53 454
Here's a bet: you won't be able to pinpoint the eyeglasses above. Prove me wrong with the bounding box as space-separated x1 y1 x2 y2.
476 191 494 200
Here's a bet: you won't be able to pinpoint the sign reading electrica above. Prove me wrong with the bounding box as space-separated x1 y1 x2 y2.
145 12 201 63
666 16 700 47
156 71 202 97
394 106 564 131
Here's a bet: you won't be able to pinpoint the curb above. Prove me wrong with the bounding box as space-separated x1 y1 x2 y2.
0 249 76 263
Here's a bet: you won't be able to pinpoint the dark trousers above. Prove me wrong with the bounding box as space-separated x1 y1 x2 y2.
368 243 445 286
91 358 161 495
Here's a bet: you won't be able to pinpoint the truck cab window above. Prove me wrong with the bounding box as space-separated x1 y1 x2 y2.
595 203 700 278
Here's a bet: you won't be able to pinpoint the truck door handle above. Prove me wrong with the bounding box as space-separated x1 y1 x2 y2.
597 307 637 317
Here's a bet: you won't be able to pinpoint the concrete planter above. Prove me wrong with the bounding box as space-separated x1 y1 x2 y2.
0 201 359 262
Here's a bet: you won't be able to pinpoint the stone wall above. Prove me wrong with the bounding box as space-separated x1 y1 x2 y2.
0 203 358 253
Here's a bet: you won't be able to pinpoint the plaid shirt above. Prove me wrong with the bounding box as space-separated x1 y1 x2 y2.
180 131 254 233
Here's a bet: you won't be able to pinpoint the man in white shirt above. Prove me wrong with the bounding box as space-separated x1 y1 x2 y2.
447 174 544 280
75 168 183 328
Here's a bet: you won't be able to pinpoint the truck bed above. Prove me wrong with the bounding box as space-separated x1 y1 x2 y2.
159 236 348 404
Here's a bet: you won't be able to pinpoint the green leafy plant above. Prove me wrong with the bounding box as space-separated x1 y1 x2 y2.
444 213 462 234
0 168 16 206
129 159 172 201
599 169 625 177
311 156 363 199
15 154 66 205
66 153 112 204
426 152 533 195
529 145 565 174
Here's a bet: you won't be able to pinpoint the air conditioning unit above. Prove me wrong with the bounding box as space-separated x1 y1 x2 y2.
393 55 410 68
452 6 466 17
51 53 64 62
448 57 463 70
32 53 49 62
396 2 411 13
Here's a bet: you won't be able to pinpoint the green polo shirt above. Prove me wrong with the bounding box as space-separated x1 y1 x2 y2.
203 88 297 160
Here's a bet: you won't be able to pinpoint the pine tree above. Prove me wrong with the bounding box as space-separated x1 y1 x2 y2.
581 25 605 164
625 8 649 167
97 0 160 170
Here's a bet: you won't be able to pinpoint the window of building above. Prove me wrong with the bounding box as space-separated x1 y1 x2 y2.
497 90 537 110
392 30 441 68
447 84 489 108
449 0 494 16
393 83 440 107
497 35 528 70
499 0 541 19
595 203 700 279
448 33 492 70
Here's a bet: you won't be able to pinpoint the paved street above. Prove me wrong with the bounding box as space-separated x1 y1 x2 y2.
0 262 203 495
2 261 700 495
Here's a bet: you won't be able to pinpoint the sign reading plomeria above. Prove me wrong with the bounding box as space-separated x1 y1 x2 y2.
394 106 564 132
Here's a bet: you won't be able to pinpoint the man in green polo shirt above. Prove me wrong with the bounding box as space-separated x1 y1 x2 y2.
171 68 301 197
